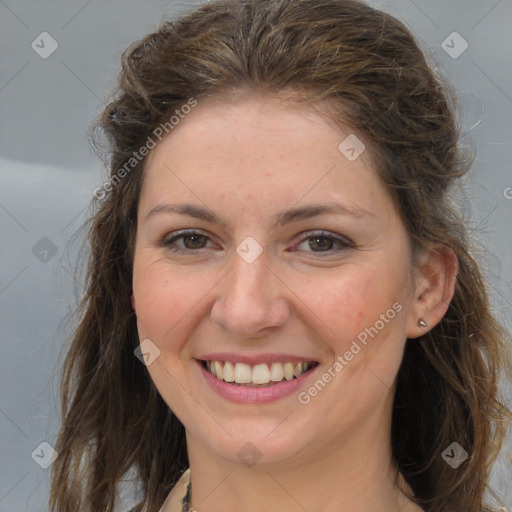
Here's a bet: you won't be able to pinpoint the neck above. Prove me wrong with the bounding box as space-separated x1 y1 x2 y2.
182 396 422 512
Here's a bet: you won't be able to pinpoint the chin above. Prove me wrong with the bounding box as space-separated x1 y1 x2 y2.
193 420 317 467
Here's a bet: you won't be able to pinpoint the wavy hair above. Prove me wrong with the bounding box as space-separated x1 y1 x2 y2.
50 0 512 510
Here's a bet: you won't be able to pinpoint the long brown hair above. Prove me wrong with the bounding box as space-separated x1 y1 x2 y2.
50 1 512 510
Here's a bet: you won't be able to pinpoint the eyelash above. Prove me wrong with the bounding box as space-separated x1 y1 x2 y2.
161 229 354 256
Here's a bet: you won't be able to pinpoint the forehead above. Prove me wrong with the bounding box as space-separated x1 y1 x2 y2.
139 93 391 220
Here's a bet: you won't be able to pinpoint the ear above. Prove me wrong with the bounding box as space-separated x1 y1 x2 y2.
130 293 136 312
406 245 458 339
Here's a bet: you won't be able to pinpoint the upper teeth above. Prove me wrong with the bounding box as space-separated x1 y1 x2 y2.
205 361 313 384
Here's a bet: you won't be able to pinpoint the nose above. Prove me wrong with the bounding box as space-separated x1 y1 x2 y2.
210 249 291 338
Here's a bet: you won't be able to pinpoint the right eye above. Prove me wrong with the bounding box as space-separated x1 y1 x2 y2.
161 229 217 254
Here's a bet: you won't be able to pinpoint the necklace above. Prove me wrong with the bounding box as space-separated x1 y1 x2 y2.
180 476 192 512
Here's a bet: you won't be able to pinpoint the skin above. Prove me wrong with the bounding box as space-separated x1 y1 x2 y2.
131 91 457 512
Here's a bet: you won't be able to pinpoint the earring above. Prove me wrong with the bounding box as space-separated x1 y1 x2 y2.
418 319 427 328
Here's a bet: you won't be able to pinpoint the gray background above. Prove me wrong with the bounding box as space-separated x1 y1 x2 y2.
1 0 511 510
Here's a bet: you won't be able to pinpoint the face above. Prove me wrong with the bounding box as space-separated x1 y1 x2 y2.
131 92 419 466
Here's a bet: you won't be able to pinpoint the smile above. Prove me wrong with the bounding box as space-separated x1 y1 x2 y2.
197 358 320 404
202 360 317 386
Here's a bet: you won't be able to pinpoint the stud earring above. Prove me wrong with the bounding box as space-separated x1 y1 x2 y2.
418 319 427 328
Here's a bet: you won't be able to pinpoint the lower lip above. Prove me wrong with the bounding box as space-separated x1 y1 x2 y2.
197 360 318 404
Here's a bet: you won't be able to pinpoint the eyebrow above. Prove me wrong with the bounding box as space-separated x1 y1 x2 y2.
144 201 374 228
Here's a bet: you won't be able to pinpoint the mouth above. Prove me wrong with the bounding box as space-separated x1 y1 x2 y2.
198 359 319 387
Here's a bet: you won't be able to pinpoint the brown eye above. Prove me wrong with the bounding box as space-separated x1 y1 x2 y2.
291 230 354 256
308 236 334 252
181 233 208 249
161 230 215 254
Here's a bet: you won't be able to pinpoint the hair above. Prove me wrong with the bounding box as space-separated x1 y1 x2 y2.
50 0 512 511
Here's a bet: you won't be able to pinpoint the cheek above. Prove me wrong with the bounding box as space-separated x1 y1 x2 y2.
291 266 407 363
132 258 207 346
293 270 377 333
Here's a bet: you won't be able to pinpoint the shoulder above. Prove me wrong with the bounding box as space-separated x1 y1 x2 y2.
126 505 144 512
125 468 191 512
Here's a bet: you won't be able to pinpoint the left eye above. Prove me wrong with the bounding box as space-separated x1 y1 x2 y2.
292 231 353 254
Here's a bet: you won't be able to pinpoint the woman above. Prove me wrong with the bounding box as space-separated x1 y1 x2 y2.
49 0 512 511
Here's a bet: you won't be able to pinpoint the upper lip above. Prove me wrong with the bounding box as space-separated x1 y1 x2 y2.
196 352 319 365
